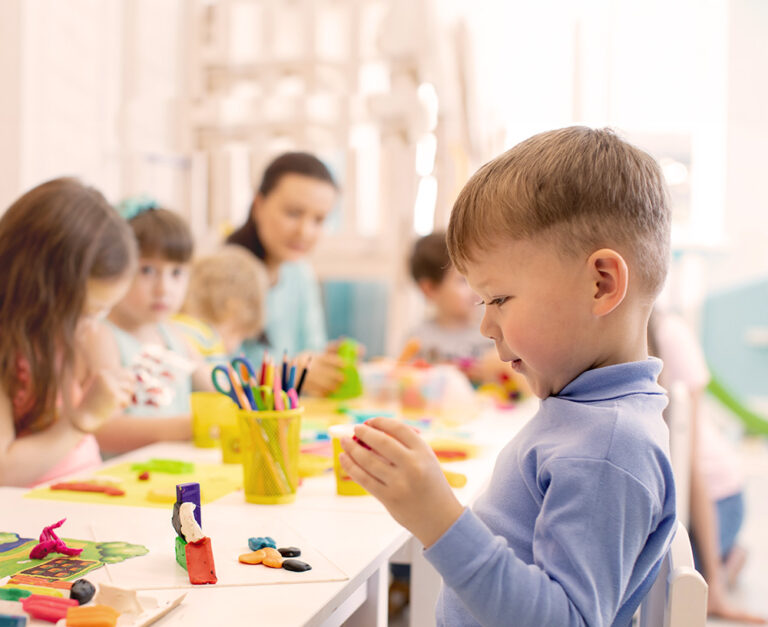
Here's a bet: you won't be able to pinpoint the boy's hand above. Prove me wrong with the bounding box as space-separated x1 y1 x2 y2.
72 368 135 431
339 417 464 548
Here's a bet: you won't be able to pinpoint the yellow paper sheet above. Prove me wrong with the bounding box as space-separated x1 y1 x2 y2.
25 461 242 508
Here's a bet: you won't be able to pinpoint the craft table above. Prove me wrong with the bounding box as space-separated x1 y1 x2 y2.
1 399 537 626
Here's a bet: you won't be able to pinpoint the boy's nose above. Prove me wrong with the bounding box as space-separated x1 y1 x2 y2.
479 310 498 340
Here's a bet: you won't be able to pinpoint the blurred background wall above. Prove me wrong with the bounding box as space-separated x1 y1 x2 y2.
0 0 766 409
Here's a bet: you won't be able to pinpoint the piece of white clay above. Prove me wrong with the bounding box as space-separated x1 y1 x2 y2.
179 502 204 543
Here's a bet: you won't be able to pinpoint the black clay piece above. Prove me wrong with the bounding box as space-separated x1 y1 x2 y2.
282 559 311 572
172 501 183 536
277 546 301 557
69 578 96 604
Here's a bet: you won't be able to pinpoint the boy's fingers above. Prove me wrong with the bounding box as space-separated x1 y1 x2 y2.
351 423 419 468
360 417 423 449
338 451 385 491
340 436 395 482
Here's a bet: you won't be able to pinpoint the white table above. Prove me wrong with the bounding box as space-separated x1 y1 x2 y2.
0 400 537 626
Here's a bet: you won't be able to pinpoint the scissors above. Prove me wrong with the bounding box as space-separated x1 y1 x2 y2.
212 360 257 409
252 385 290 412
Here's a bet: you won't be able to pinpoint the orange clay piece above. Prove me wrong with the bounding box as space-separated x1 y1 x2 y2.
262 547 284 568
66 604 120 626
238 549 266 565
50 482 125 496
9 575 72 589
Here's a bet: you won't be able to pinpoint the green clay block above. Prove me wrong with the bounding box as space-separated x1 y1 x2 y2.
175 536 188 570
328 339 363 400
0 588 32 601
131 458 195 474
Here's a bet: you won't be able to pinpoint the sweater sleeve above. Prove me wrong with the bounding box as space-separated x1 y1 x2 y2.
424 458 665 626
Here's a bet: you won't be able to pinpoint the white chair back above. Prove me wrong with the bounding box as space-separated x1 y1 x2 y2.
637 520 708 627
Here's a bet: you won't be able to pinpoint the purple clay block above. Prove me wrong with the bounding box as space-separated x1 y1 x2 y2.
175 482 201 527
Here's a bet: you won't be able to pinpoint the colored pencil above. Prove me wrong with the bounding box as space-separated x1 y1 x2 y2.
295 356 311 396
281 351 288 392
288 360 297 390
227 365 249 409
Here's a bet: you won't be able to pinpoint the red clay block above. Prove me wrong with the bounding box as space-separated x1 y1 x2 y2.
184 537 217 585
21 594 78 622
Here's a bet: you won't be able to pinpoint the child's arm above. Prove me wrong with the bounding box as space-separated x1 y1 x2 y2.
85 322 193 454
342 417 673 626
0 389 91 487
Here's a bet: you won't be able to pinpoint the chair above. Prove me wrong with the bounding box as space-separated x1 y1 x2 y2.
637 520 708 627
666 380 692 527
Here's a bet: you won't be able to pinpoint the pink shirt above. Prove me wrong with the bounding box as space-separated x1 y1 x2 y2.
655 312 743 500
12 354 102 487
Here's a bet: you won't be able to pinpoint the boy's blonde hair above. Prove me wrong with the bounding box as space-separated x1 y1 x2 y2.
447 126 671 296
182 245 268 336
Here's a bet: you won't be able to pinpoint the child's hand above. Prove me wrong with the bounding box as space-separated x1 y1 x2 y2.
339 417 464 548
71 368 135 431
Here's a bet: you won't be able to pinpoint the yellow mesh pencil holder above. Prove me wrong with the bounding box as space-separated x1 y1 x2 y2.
238 407 303 504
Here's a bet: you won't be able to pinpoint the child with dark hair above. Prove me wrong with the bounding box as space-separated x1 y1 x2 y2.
407 231 493 363
90 197 212 454
0 178 137 486
227 152 351 397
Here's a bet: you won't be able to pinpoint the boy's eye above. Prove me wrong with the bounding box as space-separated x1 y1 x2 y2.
140 265 155 275
171 267 185 278
476 297 510 307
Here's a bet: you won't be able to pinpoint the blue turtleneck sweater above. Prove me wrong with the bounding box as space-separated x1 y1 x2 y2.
424 358 676 626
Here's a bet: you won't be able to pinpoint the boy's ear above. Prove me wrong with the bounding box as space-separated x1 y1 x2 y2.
587 248 628 317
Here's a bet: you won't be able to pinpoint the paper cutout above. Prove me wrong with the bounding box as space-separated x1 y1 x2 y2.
0 532 148 580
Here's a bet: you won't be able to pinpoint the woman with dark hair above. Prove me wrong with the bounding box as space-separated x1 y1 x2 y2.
227 152 346 396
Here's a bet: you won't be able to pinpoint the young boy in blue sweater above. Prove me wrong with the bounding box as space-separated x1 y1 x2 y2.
340 126 677 626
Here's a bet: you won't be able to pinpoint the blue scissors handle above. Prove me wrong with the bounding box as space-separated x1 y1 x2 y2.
211 365 242 408
231 356 257 379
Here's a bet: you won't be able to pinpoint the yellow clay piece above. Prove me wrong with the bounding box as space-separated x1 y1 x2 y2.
441 468 468 488
261 547 283 568
66 603 120 626
262 556 284 568
238 549 266 565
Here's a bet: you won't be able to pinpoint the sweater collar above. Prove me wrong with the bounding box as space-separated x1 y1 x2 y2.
554 358 665 402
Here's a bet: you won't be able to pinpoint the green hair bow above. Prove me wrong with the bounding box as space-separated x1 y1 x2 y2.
116 194 158 221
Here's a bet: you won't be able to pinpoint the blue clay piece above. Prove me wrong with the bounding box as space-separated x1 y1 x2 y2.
248 536 276 551
0 613 27 626
69 578 96 605
277 546 301 557
282 558 311 572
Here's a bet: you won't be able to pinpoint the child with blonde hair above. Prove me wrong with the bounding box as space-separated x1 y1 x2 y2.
175 245 269 363
341 127 677 625
0 178 137 486
91 198 212 454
